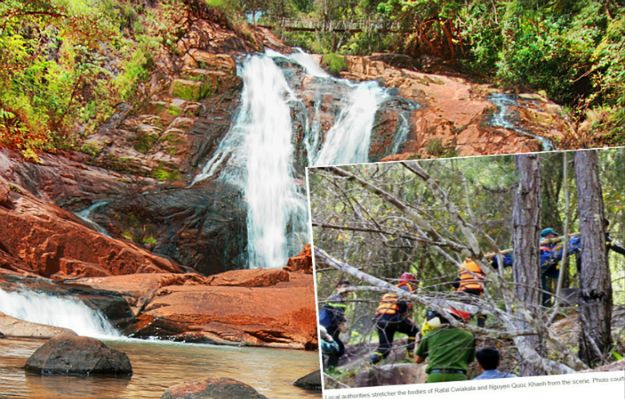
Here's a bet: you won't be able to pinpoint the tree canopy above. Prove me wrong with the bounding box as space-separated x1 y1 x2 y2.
251 0 625 143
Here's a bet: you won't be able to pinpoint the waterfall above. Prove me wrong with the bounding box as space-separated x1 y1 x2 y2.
193 49 403 268
0 287 121 338
193 55 307 268
489 93 554 151
314 82 388 166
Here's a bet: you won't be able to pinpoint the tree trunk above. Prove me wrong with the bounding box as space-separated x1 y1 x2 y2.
574 150 612 367
512 154 544 375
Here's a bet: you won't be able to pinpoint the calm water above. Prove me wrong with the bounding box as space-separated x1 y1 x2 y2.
0 338 321 399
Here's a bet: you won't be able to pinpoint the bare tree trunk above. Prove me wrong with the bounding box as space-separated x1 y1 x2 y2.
512 154 545 375
574 150 612 367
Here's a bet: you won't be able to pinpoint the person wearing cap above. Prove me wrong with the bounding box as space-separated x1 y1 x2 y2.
369 272 419 364
319 279 351 367
539 227 562 306
492 227 581 306
473 347 517 379
539 227 587 306
415 308 476 383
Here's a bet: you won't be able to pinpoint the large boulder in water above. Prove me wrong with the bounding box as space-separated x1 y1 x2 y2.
293 370 322 391
25 334 132 376
161 377 267 399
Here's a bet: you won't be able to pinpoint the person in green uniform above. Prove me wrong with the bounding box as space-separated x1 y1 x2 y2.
415 308 476 383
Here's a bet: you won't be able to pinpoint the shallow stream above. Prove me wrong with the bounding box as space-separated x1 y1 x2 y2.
0 338 320 399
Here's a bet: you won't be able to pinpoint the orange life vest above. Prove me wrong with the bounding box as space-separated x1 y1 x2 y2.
375 283 414 316
457 259 485 293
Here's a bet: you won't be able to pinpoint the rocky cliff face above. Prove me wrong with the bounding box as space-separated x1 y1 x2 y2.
0 173 181 278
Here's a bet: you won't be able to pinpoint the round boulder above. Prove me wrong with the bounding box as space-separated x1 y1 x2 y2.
293 370 321 391
161 377 267 399
25 334 132 376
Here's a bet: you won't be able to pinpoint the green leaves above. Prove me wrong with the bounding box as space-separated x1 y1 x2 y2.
0 0 171 157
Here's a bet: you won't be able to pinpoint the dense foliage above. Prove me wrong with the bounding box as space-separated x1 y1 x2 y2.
248 0 625 142
0 0 182 160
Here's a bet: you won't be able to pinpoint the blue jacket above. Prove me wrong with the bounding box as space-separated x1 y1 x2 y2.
492 235 582 275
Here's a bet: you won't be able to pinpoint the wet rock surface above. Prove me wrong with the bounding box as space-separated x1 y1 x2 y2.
341 55 568 157
25 334 132 376
0 312 76 339
0 173 182 279
161 377 267 399
95 180 248 276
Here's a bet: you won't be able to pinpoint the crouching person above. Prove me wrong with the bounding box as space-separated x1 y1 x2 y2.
320 326 341 369
415 308 475 383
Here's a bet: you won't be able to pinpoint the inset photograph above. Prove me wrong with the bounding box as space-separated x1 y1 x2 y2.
310 148 625 389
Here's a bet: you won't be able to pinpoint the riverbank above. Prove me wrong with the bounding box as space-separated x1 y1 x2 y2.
0 337 319 398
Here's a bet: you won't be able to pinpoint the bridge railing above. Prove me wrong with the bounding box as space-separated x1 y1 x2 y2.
257 18 402 33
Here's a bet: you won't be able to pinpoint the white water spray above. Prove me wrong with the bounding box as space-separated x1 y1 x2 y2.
0 287 121 338
194 49 398 268
194 55 307 268
314 82 388 166
282 48 330 78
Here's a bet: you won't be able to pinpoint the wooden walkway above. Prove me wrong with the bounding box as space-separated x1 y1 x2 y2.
256 19 400 33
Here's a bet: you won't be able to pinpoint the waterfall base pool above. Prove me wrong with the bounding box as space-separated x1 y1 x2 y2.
0 338 320 399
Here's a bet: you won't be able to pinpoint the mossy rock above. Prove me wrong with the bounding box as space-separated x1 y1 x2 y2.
152 164 182 181
134 133 159 154
171 79 210 101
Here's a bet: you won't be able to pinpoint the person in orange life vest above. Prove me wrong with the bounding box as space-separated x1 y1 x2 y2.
452 258 486 327
370 272 419 364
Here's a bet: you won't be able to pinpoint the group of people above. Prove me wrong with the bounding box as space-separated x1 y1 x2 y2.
318 223 625 382
320 275 515 382
494 224 625 306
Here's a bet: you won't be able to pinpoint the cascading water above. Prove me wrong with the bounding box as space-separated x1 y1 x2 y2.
489 93 554 151
75 200 111 237
0 287 120 338
314 82 388 166
193 55 308 268
193 49 413 268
